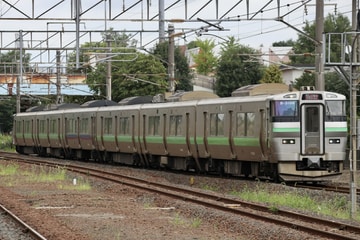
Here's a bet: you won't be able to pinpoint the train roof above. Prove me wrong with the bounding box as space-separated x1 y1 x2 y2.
81 99 118 107
25 103 81 112
166 91 219 102
268 90 346 101
231 83 293 97
118 96 153 105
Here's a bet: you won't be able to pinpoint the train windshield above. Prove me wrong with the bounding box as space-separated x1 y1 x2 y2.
271 100 299 122
325 100 346 121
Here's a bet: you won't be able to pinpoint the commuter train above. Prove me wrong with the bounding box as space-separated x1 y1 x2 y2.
12 88 347 182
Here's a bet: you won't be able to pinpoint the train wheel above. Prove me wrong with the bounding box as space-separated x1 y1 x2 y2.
217 161 225 177
242 163 251 178
103 152 113 163
15 146 24 154
132 154 142 167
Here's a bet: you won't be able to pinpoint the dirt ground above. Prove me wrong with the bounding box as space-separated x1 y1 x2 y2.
0 160 355 239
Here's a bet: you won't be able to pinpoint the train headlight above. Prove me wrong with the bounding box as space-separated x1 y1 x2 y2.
329 139 341 144
282 139 295 144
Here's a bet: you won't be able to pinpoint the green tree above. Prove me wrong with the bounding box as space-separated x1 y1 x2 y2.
68 29 166 102
101 28 137 48
260 65 283 83
67 29 137 74
0 98 16 133
152 41 193 91
86 53 167 102
215 37 263 97
272 39 295 47
294 71 348 98
292 13 351 100
293 71 315 90
291 13 351 64
0 50 31 73
192 39 217 75
0 50 31 132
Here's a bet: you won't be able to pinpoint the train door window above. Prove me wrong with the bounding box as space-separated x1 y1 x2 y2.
305 107 320 132
66 118 75 133
236 113 245 136
148 116 160 136
103 117 112 134
16 121 21 132
24 120 31 133
119 117 130 135
50 119 57 134
39 120 45 133
246 112 255 137
80 118 89 134
210 113 224 136
169 115 183 136
75 118 79 133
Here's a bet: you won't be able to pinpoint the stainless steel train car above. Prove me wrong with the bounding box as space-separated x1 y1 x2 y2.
13 89 347 182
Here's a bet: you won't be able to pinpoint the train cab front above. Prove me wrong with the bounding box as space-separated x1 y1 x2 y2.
277 89 347 182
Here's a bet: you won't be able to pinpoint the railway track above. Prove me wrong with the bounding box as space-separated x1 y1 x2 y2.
294 183 359 196
1 151 360 240
0 203 47 240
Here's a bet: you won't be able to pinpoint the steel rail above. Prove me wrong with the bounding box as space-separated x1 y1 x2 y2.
0 204 47 240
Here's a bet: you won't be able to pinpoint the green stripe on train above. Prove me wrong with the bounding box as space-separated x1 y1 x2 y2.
166 136 187 144
273 127 347 132
197 137 259 147
273 128 300 133
325 127 347 132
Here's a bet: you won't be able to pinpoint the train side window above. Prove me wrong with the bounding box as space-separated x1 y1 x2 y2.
103 117 112 134
210 113 224 136
148 116 160 136
169 115 182 136
119 117 130 135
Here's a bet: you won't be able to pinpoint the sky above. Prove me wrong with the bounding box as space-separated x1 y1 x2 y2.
0 0 354 51
0 0 355 96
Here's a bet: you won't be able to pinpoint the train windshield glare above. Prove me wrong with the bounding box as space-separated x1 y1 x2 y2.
325 100 346 116
272 100 299 117
325 100 346 121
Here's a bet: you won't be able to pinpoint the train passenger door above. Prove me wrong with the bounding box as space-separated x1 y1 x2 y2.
301 104 324 155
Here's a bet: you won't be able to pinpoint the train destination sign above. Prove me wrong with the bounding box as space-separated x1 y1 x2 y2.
302 94 323 100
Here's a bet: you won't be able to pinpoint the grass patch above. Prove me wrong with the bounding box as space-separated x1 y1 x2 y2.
0 163 19 176
25 165 67 182
230 184 360 221
191 217 202 228
201 184 219 192
0 134 14 152
58 177 92 191
172 212 186 226
0 162 91 191
171 213 202 228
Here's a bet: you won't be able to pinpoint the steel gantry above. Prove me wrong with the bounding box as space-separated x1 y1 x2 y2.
0 0 315 105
